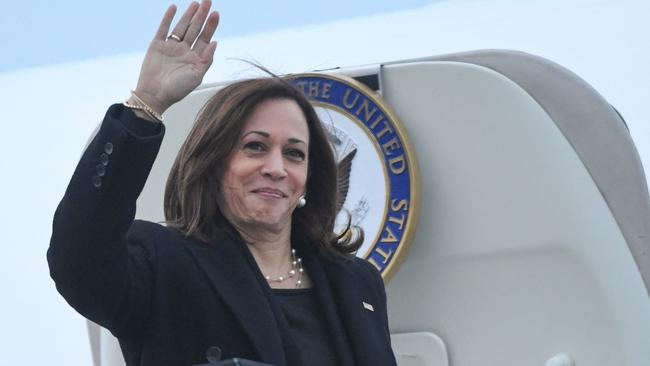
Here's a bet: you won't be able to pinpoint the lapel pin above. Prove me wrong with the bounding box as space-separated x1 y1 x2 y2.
362 301 374 312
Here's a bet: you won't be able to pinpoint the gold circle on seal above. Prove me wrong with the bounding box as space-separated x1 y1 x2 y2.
291 73 421 283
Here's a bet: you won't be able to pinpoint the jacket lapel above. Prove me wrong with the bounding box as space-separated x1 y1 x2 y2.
182 236 287 366
299 245 356 366
316 255 394 366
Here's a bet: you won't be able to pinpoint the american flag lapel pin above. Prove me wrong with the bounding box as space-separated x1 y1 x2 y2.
362 301 374 312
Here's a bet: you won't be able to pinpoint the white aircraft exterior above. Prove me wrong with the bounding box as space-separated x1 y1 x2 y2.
1 0 648 365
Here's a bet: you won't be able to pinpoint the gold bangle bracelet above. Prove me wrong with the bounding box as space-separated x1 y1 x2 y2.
126 90 164 122
122 101 162 123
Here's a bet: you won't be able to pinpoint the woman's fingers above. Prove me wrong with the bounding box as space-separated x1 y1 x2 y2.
154 4 177 41
169 1 200 41
199 41 218 70
183 0 212 46
193 11 220 54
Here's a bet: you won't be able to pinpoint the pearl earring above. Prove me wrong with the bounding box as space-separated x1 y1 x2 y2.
297 195 306 208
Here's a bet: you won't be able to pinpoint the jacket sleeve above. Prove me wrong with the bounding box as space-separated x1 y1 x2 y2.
47 104 166 336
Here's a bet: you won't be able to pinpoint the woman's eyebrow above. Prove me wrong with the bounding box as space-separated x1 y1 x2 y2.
243 131 306 145
242 130 269 138
288 138 307 145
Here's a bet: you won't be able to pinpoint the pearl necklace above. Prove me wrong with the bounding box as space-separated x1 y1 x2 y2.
264 248 304 288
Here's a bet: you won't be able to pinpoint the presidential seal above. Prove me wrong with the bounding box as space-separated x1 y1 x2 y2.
291 73 420 281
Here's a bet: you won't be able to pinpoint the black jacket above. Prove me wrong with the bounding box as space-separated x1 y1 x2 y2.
48 104 396 366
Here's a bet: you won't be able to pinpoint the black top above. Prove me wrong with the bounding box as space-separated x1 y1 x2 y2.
273 288 339 366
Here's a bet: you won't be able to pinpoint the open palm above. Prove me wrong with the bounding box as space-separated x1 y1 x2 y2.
135 1 219 115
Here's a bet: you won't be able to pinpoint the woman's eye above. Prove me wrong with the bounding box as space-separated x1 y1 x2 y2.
285 149 306 161
243 141 266 152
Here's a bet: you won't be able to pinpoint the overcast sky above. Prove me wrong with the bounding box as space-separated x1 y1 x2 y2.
0 0 435 74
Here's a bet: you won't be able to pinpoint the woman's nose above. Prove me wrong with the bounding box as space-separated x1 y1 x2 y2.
261 149 287 179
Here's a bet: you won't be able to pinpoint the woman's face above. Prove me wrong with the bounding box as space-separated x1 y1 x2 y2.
221 98 310 233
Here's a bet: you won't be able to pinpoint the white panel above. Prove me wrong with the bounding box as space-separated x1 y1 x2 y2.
392 332 449 366
100 327 125 366
380 61 650 365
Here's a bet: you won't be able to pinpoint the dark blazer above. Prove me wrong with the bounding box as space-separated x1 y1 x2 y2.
48 105 396 366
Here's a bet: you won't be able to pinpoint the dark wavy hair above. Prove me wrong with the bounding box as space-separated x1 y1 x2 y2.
164 77 362 258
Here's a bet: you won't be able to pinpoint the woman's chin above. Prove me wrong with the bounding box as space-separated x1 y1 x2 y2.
246 211 292 232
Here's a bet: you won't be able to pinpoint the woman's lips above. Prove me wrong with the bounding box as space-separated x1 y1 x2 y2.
252 188 286 198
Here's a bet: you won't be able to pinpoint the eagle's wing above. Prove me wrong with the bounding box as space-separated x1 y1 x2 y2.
336 149 357 213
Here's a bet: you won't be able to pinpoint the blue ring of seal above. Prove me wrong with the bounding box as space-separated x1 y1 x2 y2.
292 74 414 275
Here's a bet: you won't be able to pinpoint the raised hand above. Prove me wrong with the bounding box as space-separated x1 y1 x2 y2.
133 0 220 116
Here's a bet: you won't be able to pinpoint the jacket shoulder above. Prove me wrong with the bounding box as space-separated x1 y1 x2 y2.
349 256 383 278
129 219 169 236
330 255 385 295
127 220 189 249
